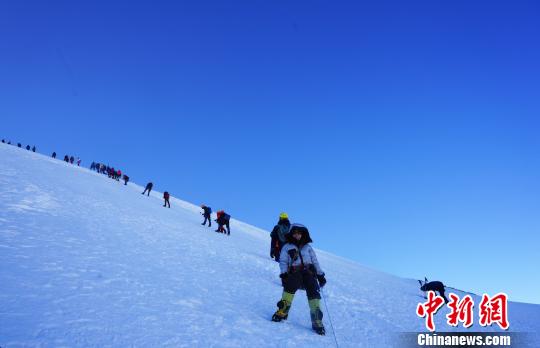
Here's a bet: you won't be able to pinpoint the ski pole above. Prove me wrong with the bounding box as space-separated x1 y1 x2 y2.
321 288 339 348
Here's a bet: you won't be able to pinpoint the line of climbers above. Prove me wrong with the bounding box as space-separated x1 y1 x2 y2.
0 141 82 168
3 140 235 234
200 205 231 235
2 139 35 152
141 184 232 233
269 213 327 335
141 182 170 209
60 154 81 166
52 147 131 191
90 162 129 184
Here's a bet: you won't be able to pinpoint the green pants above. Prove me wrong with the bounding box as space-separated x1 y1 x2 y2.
275 291 324 329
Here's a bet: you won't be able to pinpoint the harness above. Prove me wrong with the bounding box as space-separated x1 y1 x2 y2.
288 245 308 273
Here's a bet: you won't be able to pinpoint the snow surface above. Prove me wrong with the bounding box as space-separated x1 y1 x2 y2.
1 143 539 347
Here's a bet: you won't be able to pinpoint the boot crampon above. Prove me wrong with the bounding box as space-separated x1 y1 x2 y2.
272 292 294 322
309 298 325 335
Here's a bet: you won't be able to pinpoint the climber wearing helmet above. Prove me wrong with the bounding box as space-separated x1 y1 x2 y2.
270 212 291 262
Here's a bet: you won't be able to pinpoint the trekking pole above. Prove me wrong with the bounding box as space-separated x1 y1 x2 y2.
321 288 339 348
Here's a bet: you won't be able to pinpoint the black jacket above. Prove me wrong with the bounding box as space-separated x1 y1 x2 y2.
202 206 212 217
421 281 445 293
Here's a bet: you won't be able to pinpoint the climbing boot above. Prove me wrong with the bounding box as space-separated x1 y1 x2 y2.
309 298 325 335
272 292 294 322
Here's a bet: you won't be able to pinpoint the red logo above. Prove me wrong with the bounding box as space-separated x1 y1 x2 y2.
446 293 474 328
416 291 445 332
479 293 509 330
417 292 509 331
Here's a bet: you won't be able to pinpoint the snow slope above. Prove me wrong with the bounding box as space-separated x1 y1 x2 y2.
1 143 539 347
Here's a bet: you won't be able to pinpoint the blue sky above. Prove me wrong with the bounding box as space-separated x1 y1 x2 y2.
1 0 539 304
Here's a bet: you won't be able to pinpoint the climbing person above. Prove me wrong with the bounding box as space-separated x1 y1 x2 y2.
420 280 449 304
26 145 30 150
270 212 291 262
32 146 36 152
52 152 57 159
142 182 153 196
215 211 224 233
123 174 129 185
77 157 81 166
64 155 69 162
70 156 74 164
17 143 21 148
163 191 171 208
215 210 231 235
271 223 327 336
116 169 121 181
201 205 212 227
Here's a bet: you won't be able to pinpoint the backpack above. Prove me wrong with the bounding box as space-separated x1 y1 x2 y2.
222 213 230 221
276 223 290 243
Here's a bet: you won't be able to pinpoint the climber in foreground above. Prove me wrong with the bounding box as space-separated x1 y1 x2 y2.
271 223 327 335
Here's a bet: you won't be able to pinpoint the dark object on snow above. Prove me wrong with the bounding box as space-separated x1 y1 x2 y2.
123 175 129 185
201 205 212 227
142 182 153 196
70 156 74 164
17 143 21 147
420 281 449 304
163 191 170 208
1 139 4 143
52 152 57 159
64 155 69 162
26 145 30 150
32 146 35 152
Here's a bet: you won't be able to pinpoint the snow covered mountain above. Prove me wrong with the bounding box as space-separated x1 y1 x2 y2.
1 143 539 347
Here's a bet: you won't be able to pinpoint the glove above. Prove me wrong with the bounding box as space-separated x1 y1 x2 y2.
279 273 288 287
317 274 327 288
